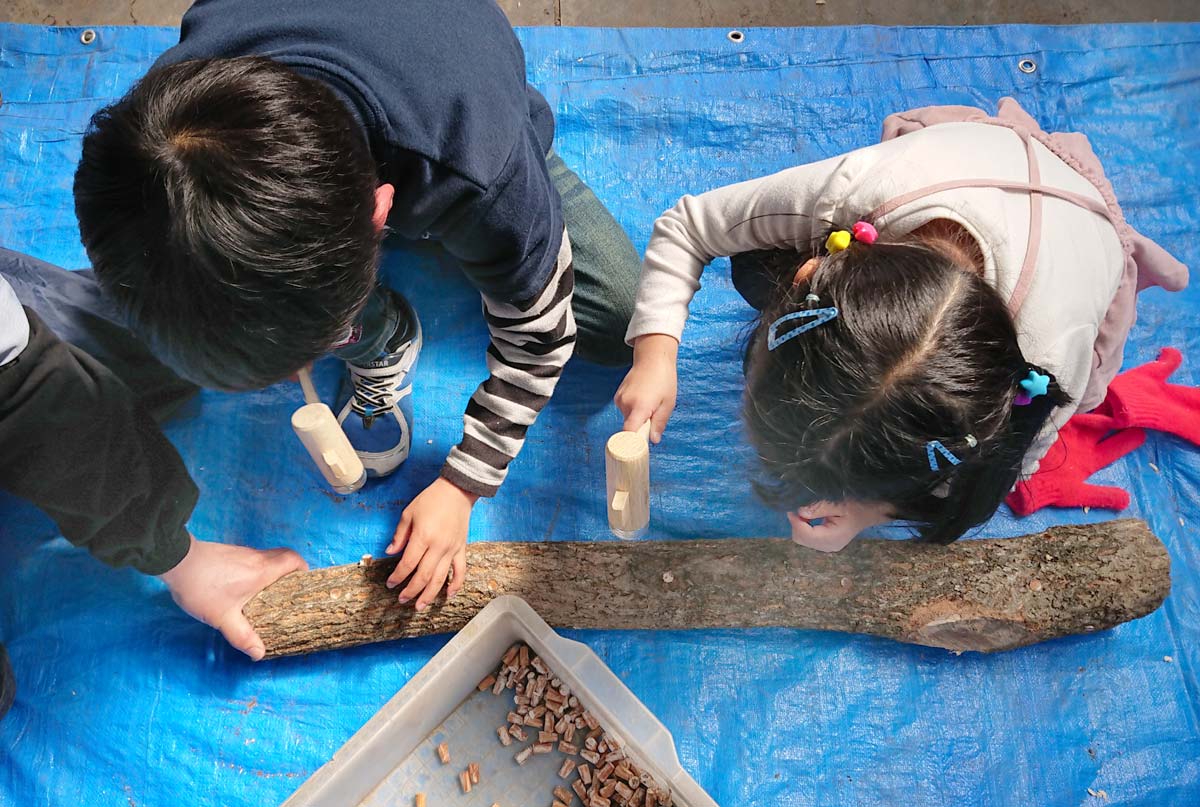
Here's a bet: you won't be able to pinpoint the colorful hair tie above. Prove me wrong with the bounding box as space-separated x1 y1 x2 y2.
851 221 878 244
1014 369 1051 406
767 306 839 350
826 230 852 253
826 221 879 254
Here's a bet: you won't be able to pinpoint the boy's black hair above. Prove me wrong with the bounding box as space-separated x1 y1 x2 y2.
74 56 380 390
740 237 1069 544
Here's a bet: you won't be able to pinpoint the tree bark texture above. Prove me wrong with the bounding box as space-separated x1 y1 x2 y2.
244 519 1170 658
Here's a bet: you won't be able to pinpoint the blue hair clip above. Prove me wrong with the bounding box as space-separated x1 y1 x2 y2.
926 440 962 472
1015 369 1051 406
767 307 839 351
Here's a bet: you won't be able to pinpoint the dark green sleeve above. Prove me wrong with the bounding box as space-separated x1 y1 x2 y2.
0 308 196 574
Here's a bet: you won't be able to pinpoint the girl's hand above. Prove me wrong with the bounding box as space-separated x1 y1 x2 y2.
786 501 893 553
385 477 476 610
614 334 679 444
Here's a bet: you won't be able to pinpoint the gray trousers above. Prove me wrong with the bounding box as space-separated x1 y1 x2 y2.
338 152 640 368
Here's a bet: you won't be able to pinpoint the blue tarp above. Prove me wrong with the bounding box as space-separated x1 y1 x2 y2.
1 21 1199 807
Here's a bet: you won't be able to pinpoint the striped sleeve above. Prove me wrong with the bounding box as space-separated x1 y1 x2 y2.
440 230 577 496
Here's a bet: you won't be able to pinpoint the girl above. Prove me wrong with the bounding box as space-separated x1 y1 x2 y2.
616 99 1187 551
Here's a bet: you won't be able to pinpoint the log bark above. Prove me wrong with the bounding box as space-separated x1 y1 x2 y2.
244 518 1170 658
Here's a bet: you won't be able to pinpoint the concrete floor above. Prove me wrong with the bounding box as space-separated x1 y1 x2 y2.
2 0 1198 27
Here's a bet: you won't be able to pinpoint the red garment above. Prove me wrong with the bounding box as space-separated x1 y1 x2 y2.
1007 347 1200 515
1103 348 1200 445
1006 412 1145 516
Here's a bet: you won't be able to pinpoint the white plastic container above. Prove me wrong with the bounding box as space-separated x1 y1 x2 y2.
283 595 717 807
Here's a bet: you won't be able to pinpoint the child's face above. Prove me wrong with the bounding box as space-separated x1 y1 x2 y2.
786 500 893 552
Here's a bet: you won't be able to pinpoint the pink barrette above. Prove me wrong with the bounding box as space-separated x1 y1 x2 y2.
851 221 878 244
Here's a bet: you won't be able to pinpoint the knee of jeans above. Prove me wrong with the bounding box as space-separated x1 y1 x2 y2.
574 330 634 368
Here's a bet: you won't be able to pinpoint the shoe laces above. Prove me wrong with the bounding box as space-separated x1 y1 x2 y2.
350 373 399 424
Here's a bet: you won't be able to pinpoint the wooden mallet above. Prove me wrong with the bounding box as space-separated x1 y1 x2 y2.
605 421 652 539
291 366 366 494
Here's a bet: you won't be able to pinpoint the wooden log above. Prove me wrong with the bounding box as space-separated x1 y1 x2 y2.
244 519 1170 658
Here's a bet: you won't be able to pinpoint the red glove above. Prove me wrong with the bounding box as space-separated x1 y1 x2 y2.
1103 347 1200 445
1006 412 1145 516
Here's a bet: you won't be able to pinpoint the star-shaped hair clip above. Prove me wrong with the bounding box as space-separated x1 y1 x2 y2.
1015 369 1050 406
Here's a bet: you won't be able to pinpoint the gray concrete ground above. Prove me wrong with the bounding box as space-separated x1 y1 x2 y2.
2 0 1198 27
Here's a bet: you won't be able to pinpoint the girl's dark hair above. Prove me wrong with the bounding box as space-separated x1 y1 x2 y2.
74 56 380 390
740 235 1070 544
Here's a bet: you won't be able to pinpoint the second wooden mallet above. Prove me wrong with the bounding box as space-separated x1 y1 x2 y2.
291 366 366 494
605 421 652 539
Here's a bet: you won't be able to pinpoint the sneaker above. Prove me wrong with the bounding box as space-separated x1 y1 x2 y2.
337 294 422 477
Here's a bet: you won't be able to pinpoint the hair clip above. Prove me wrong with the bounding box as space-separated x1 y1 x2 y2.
1014 369 1051 406
767 307 839 350
926 440 962 472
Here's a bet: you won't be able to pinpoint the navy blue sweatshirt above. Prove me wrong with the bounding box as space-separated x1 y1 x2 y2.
154 0 578 497
155 0 562 305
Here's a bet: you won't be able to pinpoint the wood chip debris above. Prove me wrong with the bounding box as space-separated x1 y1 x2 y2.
482 642 674 807
436 742 450 764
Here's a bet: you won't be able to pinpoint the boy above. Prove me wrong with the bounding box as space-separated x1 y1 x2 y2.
72 0 640 609
0 252 307 720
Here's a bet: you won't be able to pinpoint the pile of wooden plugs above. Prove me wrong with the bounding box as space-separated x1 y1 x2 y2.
482 642 675 807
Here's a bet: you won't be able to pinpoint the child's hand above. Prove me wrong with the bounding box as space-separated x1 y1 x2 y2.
614 334 679 443
385 477 476 610
786 501 892 553
159 533 308 661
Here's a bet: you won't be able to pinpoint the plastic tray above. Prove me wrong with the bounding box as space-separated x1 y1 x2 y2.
283 596 717 807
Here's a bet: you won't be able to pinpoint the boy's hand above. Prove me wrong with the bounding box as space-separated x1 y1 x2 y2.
786 501 892 553
159 534 308 661
385 477 476 610
614 334 679 444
